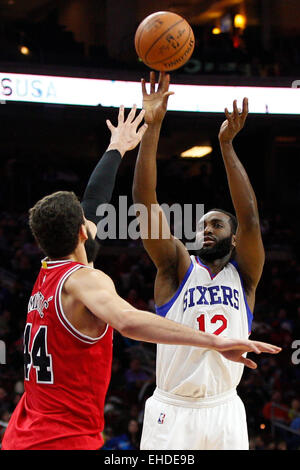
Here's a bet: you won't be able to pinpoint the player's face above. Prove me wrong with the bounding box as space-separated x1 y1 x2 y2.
195 211 235 262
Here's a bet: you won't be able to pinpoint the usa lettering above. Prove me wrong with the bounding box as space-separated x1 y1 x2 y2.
0 77 56 99
183 285 239 312
28 292 53 318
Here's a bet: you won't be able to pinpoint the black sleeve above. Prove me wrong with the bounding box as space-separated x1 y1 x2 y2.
81 149 122 225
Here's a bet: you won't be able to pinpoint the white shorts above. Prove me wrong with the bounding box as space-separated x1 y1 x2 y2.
140 387 249 450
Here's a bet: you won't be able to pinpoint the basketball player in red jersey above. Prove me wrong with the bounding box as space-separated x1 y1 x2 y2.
2 106 281 451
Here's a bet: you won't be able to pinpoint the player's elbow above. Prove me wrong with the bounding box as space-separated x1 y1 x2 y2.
114 309 140 337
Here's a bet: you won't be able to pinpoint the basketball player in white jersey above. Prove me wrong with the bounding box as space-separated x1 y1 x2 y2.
133 72 271 450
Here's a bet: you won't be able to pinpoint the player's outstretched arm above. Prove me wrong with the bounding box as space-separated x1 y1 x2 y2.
65 267 281 369
218 98 265 299
132 72 190 277
81 105 148 225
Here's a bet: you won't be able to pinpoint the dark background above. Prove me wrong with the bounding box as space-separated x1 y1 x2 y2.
0 0 300 451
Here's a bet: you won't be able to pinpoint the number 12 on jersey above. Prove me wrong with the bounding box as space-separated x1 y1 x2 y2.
197 314 227 336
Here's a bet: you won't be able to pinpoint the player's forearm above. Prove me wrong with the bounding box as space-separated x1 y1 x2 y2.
81 149 122 225
132 122 162 205
120 307 219 349
219 140 259 227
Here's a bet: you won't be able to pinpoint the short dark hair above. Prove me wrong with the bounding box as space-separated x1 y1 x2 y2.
208 208 237 234
29 191 85 258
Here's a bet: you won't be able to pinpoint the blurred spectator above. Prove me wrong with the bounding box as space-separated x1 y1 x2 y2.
125 358 150 392
277 440 288 450
107 358 127 400
262 391 289 425
102 419 141 450
125 289 148 311
288 417 300 450
288 399 300 422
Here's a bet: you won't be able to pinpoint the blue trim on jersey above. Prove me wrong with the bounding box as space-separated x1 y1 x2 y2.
230 260 253 333
155 261 194 318
196 257 217 279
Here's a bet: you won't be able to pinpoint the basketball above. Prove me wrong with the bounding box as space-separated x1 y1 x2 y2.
134 11 195 72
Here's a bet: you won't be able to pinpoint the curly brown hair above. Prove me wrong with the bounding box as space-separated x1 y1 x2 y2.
29 191 85 258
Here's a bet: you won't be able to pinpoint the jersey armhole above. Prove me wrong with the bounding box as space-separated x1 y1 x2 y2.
155 260 194 318
54 265 109 344
230 260 253 335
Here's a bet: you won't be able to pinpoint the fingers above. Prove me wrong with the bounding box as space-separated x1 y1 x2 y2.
114 105 146 130
158 72 170 92
239 356 257 370
141 78 147 96
242 97 249 115
226 98 249 123
118 105 125 124
133 108 146 128
137 122 148 140
229 339 281 355
106 119 115 132
248 342 262 354
126 104 137 123
253 341 282 354
233 99 239 120
224 107 232 123
141 71 172 98
141 72 156 96
163 90 175 107
158 72 164 90
241 97 249 125
150 71 156 94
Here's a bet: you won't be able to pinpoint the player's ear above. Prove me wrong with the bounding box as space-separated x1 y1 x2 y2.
231 233 237 248
79 223 88 242
86 219 97 239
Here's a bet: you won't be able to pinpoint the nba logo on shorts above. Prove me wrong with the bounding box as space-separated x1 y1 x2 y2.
158 412 166 424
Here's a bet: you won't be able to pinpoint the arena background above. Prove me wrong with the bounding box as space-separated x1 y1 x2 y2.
0 0 300 451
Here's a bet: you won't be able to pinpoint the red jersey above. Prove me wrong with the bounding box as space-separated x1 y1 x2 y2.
2 259 113 450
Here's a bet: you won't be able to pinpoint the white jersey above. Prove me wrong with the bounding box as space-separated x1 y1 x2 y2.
155 255 253 398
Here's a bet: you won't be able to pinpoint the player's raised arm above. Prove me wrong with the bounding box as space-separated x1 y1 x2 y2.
132 72 190 280
81 105 148 226
64 267 281 369
218 98 265 304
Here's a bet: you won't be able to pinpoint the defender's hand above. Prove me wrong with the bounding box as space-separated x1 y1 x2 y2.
141 71 174 125
218 98 248 144
106 105 148 157
215 337 281 369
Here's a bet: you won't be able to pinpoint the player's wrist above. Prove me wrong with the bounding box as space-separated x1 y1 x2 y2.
219 132 236 145
106 142 126 157
213 336 232 351
145 121 163 131
219 137 234 145
206 334 222 351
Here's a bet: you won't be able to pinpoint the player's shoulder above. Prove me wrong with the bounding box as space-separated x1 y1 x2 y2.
64 266 114 291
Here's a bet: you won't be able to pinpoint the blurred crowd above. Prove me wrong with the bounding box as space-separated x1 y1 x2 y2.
1 8 300 79
0 152 300 451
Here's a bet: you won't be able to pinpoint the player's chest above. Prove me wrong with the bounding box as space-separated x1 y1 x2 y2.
177 272 243 335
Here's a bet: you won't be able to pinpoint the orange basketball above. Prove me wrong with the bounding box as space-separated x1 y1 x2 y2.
134 11 195 72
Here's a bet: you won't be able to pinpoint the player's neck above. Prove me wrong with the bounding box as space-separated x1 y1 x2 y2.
48 244 88 266
200 253 231 275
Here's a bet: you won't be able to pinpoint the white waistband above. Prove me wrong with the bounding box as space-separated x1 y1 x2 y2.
153 387 237 409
